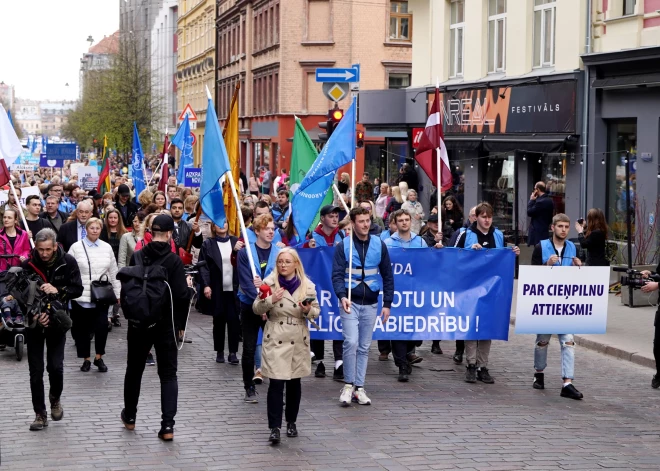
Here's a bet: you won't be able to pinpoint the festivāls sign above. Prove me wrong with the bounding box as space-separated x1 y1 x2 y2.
184 167 201 187
301 247 516 341
428 81 576 134
514 266 610 334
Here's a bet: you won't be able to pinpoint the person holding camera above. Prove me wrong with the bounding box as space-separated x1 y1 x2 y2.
23 228 83 431
639 269 660 388
252 248 320 444
575 208 610 266
68 218 121 373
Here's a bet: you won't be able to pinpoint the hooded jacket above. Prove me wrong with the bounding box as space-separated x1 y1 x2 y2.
22 246 84 304
0 227 32 271
384 231 428 249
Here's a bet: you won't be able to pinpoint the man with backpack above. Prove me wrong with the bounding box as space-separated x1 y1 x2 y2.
118 214 194 441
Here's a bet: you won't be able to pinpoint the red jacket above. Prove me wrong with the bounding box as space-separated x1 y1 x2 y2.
0 226 31 271
134 231 176 253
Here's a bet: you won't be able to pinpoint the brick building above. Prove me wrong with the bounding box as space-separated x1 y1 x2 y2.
215 0 412 182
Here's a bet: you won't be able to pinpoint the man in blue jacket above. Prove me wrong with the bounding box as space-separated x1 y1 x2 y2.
332 207 394 406
527 182 554 247
530 213 583 400
237 214 281 403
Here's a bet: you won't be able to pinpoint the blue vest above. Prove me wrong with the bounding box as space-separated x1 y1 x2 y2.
311 230 344 247
384 233 427 248
464 228 504 249
541 239 576 266
343 236 383 291
272 205 290 223
237 243 281 304
247 226 282 246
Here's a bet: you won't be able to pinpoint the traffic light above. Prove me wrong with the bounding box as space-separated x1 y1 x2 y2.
356 131 364 149
319 107 344 142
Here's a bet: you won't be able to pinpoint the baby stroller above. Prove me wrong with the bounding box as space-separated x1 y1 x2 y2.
0 258 28 361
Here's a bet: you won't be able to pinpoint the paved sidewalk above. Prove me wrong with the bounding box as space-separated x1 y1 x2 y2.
511 281 657 369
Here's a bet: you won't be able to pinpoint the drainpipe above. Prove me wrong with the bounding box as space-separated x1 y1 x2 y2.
580 0 592 217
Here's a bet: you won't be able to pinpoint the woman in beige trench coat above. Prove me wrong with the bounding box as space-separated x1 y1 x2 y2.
252 247 320 444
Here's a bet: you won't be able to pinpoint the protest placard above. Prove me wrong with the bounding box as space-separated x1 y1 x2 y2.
79 166 99 191
0 186 41 207
184 168 201 188
515 265 610 334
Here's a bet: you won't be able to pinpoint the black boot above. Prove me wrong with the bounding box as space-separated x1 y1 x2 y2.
431 341 443 354
269 427 281 444
398 366 409 382
465 364 477 383
533 372 545 389
315 362 326 378
286 422 298 437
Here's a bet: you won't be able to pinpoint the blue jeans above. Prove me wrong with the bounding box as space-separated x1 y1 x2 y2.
341 303 378 387
534 334 575 380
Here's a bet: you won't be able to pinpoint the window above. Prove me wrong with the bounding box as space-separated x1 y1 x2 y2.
533 0 556 68
606 120 637 241
390 1 411 41
488 0 506 73
623 0 636 15
388 73 411 89
450 0 465 77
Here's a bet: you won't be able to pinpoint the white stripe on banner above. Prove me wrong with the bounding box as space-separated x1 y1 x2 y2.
426 112 441 128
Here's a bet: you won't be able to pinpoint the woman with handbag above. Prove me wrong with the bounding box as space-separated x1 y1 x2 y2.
102 208 128 329
252 248 320 444
68 217 121 373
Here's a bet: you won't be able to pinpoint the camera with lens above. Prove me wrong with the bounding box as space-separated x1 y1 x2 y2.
613 267 660 289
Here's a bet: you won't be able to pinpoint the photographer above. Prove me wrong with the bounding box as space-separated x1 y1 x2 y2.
640 269 660 388
22 228 83 431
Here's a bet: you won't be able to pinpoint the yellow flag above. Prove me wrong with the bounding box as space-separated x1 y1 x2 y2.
223 89 241 236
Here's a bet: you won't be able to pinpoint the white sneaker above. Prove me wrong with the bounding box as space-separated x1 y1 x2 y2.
339 384 354 406
352 387 371 405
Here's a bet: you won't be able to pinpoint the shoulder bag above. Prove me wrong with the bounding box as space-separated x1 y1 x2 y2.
81 242 116 305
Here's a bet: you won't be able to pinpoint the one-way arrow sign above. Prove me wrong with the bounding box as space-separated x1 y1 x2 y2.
315 67 359 83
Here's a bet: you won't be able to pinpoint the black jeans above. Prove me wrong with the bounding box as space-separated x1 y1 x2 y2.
392 340 418 368
241 302 266 389
267 378 301 429
123 323 178 428
310 339 343 361
26 326 66 415
654 310 660 376
213 291 240 354
378 340 391 354
455 340 465 354
70 302 109 359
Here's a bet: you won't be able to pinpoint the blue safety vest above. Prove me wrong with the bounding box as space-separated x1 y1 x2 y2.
311 230 344 247
384 233 427 248
541 239 576 266
247 226 282 245
464 228 504 249
237 243 281 304
343 235 382 292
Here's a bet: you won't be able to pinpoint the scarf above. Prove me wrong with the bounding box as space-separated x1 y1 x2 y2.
214 235 231 243
278 274 301 295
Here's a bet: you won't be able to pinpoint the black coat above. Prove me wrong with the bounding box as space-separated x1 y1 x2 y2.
199 236 239 295
39 210 69 234
56 220 80 253
397 168 419 192
527 193 554 246
22 246 83 305
114 198 139 230
173 220 203 251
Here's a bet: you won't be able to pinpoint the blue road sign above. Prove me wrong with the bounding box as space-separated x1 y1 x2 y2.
46 143 77 160
351 63 361 82
315 67 358 83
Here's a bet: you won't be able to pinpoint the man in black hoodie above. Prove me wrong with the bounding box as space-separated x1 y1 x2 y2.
114 184 139 230
121 215 193 441
22 228 83 431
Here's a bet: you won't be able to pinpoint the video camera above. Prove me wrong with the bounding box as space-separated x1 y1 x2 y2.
613 267 660 289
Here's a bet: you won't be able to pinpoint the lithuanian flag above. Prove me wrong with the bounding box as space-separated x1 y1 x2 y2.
97 135 111 194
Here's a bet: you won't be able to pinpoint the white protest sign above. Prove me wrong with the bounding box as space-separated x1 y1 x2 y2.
9 164 35 171
0 186 41 208
79 166 99 191
515 266 610 334
70 163 84 176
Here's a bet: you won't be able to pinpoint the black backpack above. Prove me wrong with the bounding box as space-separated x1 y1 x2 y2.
117 251 170 328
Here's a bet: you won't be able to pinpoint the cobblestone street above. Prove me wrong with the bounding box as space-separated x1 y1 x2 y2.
2 310 660 470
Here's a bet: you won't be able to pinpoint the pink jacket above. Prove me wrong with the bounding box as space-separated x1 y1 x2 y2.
0 227 31 271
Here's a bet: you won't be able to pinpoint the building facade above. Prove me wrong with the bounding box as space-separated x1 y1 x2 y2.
215 0 412 180
176 0 216 166
152 1 179 133
79 32 120 99
0 82 15 110
583 0 660 255
360 0 589 247
14 99 75 138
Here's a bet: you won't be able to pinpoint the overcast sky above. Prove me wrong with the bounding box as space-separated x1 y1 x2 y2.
0 1 119 102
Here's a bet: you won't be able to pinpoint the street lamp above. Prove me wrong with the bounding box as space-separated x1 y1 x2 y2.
86 35 94 47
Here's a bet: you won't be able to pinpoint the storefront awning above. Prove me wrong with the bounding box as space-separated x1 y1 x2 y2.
591 73 660 89
443 134 576 153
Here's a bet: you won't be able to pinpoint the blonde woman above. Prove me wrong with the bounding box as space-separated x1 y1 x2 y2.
402 189 425 234
138 189 154 208
384 186 404 221
398 181 409 202
68 218 121 373
338 172 350 194
252 248 320 444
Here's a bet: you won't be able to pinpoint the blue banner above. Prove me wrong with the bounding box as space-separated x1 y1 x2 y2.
184 167 201 187
299 247 515 341
46 143 77 160
131 123 146 198
39 154 64 168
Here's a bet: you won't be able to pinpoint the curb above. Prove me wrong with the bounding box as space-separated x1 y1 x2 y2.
509 318 656 370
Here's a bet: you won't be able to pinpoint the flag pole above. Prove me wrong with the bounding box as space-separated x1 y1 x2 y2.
348 96 358 307
206 84 257 279
436 147 442 232
10 180 34 248
332 184 351 215
147 159 162 187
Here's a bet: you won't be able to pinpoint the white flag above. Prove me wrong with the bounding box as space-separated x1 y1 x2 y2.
0 104 23 166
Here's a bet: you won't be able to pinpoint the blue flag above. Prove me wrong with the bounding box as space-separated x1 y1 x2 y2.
200 98 231 228
132 123 146 199
296 98 356 195
6 110 13 127
172 115 194 185
30 136 37 153
41 135 47 154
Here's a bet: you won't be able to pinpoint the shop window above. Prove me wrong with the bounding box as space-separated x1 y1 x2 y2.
446 155 465 211
450 0 465 78
488 0 506 73
480 154 514 235
531 153 566 216
388 73 411 89
386 141 408 186
607 121 637 240
533 0 556 68
390 1 412 41
623 0 636 16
